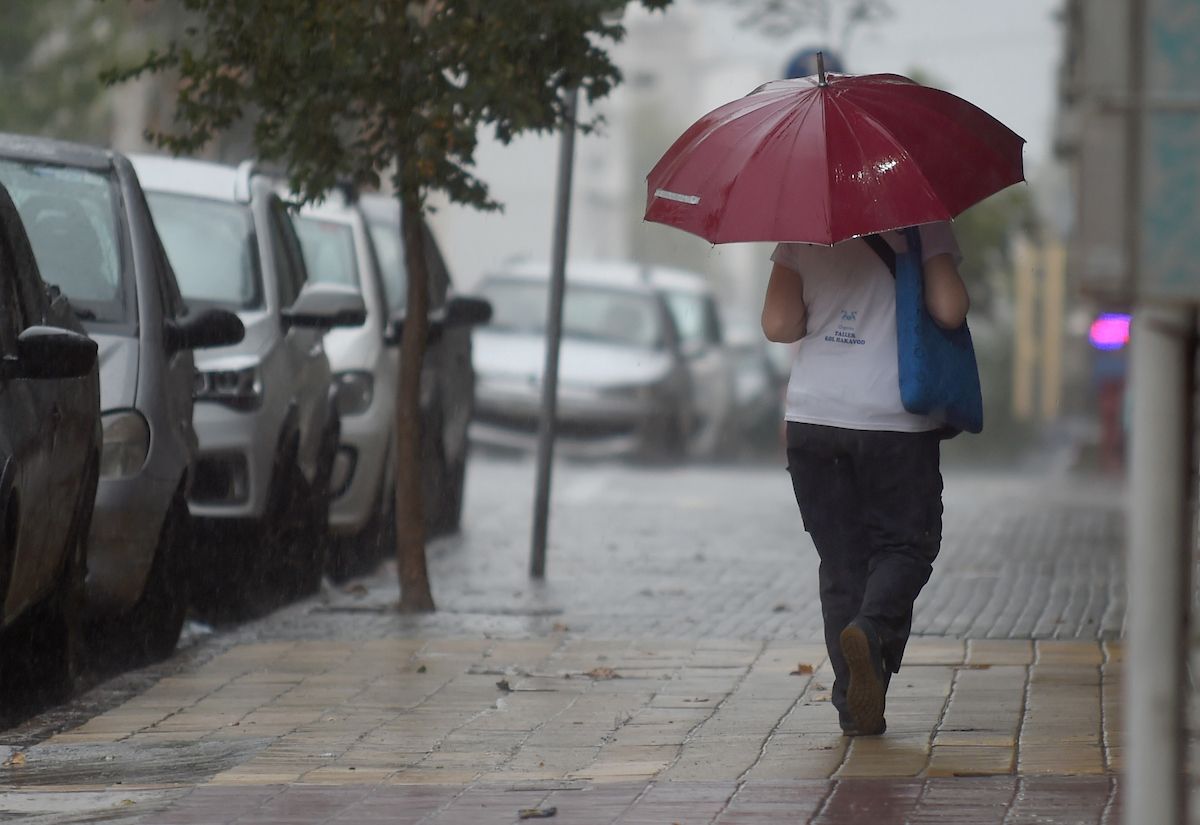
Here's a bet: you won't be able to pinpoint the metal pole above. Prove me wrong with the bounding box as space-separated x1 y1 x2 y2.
1125 304 1194 825
530 87 579 579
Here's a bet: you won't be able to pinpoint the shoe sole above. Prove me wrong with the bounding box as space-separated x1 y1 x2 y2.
840 624 885 736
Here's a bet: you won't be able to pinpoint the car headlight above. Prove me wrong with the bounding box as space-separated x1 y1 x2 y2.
335 371 375 416
194 365 263 410
100 410 150 479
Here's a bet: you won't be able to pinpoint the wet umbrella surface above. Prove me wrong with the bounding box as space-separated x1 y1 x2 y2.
645 61 1026 245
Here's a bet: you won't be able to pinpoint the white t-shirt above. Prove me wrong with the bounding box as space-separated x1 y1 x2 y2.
771 222 963 433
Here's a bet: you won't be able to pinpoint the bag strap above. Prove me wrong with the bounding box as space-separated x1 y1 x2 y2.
862 233 897 278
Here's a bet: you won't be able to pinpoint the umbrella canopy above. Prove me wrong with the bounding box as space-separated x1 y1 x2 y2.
644 70 1026 246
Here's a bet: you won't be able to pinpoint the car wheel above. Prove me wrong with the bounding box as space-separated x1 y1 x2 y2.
423 409 464 536
645 412 688 464
328 470 392 583
432 448 466 535
287 421 337 597
110 491 189 663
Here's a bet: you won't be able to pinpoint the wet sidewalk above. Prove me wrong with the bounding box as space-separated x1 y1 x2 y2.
0 460 1128 823
2 635 1120 823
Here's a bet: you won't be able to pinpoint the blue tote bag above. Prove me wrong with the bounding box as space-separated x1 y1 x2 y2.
865 228 984 434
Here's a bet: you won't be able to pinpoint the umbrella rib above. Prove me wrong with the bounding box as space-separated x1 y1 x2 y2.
774 96 826 244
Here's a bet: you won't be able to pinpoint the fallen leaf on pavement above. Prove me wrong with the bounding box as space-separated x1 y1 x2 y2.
552 622 569 632
518 806 557 819
790 663 814 676
3 753 25 767
417 665 427 673
584 667 620 680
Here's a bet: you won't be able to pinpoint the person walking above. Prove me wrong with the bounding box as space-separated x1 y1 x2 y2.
761 222 969 737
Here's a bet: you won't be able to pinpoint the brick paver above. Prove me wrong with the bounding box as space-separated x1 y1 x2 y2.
0 459 1130 823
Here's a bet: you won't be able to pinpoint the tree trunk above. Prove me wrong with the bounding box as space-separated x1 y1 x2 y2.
394 191 435 613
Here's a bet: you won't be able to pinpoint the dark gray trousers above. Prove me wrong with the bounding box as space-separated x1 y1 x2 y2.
785 422 943 720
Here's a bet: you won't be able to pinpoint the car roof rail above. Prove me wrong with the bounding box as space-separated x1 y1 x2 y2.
234 159 257 203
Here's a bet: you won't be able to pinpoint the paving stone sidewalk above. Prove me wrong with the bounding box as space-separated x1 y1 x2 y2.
0 459 1129 823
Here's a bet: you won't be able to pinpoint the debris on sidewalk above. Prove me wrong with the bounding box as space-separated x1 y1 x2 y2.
2 752 26 768
518 806 557 819
584 667 620 680
790 663 815 675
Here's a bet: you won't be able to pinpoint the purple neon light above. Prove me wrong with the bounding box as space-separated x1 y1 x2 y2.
1089 313 1131 351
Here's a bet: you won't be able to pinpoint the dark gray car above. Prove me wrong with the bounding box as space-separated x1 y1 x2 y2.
0 178 100 693
0 135 243 662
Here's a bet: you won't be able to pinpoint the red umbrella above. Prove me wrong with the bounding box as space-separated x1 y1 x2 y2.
644 62 1025 245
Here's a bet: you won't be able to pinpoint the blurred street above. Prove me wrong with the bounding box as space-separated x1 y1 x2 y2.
0 453 1126 824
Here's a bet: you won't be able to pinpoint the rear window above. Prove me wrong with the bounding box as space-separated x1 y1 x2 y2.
294 217 359 289
0 159 129 325
146 192 263 311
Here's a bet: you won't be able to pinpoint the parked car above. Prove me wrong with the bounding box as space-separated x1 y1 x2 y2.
471 259 692 459
130 154 365 608
642 266 737 458
0 135 245 661
722 317 791 454
0 178 100 692
349 192 490 540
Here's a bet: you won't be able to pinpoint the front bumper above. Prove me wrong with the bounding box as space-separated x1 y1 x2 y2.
187 401 278 522
328 395 392 536
471 382 659 459
84 474 173 614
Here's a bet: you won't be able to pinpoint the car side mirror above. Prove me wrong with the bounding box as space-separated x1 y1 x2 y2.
444 295 493 329
3 326 97 380
166 308 245 352
384 295 492 345
282 283 367 330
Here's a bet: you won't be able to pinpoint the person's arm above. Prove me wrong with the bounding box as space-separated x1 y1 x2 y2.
923 253 970 330
761 261 807 343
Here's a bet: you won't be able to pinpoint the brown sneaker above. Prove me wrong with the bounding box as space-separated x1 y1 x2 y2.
839 618 887 736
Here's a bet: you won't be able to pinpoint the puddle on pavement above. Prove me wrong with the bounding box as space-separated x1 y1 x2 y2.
1 738 271 787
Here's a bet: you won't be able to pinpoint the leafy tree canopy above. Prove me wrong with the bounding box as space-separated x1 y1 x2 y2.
107 0 671 209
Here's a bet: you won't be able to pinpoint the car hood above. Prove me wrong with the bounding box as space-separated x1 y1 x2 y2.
93 333 138 411
473 330 674 388
193 310 275 370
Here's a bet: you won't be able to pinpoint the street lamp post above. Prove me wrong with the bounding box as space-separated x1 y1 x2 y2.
530 86 579 579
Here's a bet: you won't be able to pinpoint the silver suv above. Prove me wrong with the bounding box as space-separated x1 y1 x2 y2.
131 155 365 612
0 135 244 660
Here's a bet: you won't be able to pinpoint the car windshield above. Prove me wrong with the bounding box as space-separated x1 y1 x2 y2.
481 278 664 350
365 219 406 313
294 217 359 289
146 192 263 311
0 159 129 325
